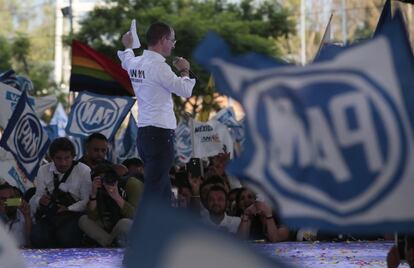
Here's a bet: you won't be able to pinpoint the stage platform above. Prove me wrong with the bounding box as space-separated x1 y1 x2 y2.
22 241 408 267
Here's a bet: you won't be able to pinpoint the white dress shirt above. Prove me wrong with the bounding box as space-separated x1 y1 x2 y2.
205 214 241 234
30 161 91 214
118 49 196 129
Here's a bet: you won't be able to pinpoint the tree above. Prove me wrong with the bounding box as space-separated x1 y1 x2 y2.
74 0 295 120
0 35 12 71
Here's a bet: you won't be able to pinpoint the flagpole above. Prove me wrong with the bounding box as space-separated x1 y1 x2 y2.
190 117 195 159
314 13 333 61
341 0 347 44
300 0 306 65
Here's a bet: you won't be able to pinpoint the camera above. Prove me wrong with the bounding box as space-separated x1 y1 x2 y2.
101 172 118 185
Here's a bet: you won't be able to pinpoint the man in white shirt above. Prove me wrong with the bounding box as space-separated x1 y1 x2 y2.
30 137 91 248
205 185 244 235
118 22 196 204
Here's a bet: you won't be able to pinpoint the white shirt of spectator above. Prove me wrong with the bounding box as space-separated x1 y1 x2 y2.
30 161 91 215
118 49 196 129
205 214 241 234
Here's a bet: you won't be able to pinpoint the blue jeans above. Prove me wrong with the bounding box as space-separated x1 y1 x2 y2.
136 126 174 204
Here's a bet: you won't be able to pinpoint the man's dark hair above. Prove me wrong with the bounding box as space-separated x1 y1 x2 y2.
146 22 172 47
0 183 14 192
85 132 108 146
207 185 227 202
122 158 143 168
49 137 75 158
91 163 119 183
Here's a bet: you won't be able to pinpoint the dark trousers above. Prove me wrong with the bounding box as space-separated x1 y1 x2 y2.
31 213 83 248
137 126 174 204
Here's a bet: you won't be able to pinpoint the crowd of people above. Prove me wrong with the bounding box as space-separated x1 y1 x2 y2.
0 132 412 267
0 20 413 268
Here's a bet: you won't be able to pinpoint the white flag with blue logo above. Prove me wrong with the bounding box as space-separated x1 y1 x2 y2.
192 119 233 159
66 91 135 140
194 10 414 233
0 91 50 181
174 120 192 164
0 82 57 129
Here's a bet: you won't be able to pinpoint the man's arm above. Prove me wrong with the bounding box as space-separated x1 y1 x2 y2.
67 167 92 212
158 63 196 98
117 31 136 71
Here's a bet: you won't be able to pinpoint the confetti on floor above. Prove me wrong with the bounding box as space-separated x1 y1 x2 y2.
21 241 410 267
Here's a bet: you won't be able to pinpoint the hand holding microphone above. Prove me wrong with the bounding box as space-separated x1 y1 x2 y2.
173 56 191 77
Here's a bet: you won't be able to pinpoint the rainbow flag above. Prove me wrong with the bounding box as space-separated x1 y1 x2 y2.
70 40 133 96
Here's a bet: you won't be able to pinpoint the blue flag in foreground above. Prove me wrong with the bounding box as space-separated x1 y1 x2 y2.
0 91 50 181
123 200 290 268
66 91 134 140
194 11 414 233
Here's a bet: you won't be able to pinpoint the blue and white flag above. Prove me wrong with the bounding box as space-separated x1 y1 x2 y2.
212 107 244 142
66 91 135 140
123 200 290 268
116 114 139 163
0 147 33 193
373 0 392 37
174 120 192 164
0 82 57 129
194 10 414 233
0 91 50 181
68 135 85 161
49 102 68 137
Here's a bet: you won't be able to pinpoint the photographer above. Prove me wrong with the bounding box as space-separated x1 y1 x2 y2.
30 137 91 248
0 183 31 248
78 163 143 247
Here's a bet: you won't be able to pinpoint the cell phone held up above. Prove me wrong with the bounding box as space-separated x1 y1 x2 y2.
186 158 203 178
5 198 22 207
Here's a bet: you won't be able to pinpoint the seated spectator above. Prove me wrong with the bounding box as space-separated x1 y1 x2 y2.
79 133 112 169
0 183 32 248
236 187 289 242
78 163 143 247
30 137 91 248
177 181 192 209
122 158 144 182
204 185 244 235
198 176 228 218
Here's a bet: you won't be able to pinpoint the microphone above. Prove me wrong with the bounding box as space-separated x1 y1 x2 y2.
172 56 181 66
173 56 198 80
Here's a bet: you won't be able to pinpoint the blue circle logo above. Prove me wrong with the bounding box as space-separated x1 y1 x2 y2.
75 97 119 133
243 69 407 216
14 114 43 164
